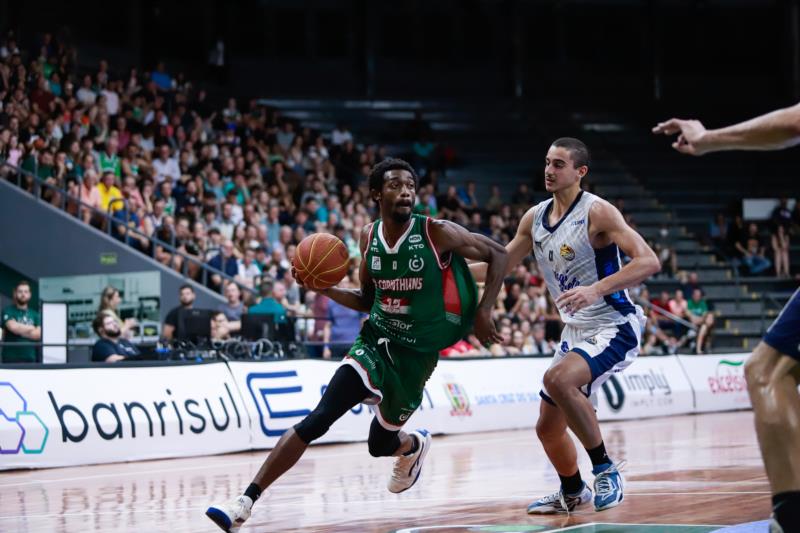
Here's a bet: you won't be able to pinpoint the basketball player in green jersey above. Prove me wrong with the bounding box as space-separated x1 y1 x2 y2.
207 158 507 532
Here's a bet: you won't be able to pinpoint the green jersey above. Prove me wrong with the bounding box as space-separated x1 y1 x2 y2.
2 305 40 363
365 214 477 351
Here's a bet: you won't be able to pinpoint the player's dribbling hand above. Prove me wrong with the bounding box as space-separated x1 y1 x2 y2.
651 118 710 156
556 285 601 315
474 308 503 346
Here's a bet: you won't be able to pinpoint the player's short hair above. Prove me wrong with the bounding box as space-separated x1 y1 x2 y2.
552 137 591 169
368 158 418 192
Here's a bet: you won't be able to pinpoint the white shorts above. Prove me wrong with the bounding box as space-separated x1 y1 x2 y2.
540 311 645 405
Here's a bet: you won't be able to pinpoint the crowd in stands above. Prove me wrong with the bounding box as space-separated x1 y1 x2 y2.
5 30 790 362
707 198 799 279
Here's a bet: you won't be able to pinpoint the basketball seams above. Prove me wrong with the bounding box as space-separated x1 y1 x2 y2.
307 237 345 277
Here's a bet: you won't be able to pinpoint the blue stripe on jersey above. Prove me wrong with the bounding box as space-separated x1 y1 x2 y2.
587 321 638 381
594 243 635 316
763 288 800 360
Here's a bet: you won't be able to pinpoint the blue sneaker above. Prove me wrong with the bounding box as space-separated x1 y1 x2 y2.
592 460 626 511
526 482 592 514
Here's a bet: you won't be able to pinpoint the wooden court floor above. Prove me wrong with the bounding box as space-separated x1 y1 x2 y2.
0 411 769 533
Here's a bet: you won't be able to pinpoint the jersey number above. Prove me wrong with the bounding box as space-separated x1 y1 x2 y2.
548 250 554 261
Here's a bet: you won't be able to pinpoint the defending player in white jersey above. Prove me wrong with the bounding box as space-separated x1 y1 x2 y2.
472 137 660 514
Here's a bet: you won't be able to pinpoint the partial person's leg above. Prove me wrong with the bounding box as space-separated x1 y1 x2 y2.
745 343 800 530
206 364 370 531
366 417 415 457
249 364 370 494
543 353 601 448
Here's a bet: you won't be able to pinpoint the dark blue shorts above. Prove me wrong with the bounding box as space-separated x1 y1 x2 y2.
763 288 800 361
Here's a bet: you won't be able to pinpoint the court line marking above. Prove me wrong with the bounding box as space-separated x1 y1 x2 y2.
0 433 537 488
547 524 725 532
0 491 770 521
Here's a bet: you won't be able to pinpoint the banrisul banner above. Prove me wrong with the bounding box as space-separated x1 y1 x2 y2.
228 357 551 449
677 354 750 412
0 363 250 469
595 355 694 420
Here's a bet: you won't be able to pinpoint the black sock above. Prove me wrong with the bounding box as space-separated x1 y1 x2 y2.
403 435 419 456
586 441 611 468
244 483 262 503
773 491 800 530
558 470 584 495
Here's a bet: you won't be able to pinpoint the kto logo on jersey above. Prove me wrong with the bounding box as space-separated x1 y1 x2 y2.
444 382 472 417
0 382 49 455
409 255 424 272
560 244 576 261
409 234 422 244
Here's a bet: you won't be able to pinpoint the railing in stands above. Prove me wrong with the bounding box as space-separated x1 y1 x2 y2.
634 296 697 332
0 160 258 299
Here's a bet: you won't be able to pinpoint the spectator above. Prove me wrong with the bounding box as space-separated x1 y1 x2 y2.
152 144 181 184
97 285 137 339
91 311 140 363
236 247 262 288
162 284 196 341
770 198 793 230
709 212 728 254
208 240 239 291
78 169 102 224
97 171 123 213
322 274 366 359
1 280 41 363
331 123 353 146
529 323 554 355
743 222 772 275
772 224 791 278
219 282 245 325
686 288 715 354
249 280 288 325
210 311 233 341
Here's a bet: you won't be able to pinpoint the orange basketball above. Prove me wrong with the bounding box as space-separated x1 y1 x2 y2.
293 233 350 289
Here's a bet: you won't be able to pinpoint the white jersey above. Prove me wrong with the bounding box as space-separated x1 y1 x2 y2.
531 190 642 329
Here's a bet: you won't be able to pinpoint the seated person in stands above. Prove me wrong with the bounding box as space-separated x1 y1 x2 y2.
91 311 140 363
686 288 715 354
210 311 232 341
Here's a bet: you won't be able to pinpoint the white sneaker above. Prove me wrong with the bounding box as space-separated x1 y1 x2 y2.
206 495 253 532
387 429 431 493
526 483 593 514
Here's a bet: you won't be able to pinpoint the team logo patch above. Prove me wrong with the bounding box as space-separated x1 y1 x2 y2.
444 382 472 417
409 255 424 272
372 238 378 246
586 336 597 345
371 256 381 270
409 234 422 243
560 244 576 261
560 341 569 353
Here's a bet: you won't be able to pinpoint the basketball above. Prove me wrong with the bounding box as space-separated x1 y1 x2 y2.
293 233 350 289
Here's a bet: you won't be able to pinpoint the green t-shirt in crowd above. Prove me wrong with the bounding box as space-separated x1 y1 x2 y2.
687 298 708 317
249 298 287 324
2 305 40 363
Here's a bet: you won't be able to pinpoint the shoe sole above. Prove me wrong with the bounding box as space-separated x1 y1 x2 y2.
594 493 624 512
389 432 432 494
206 507 233 532
527 496 592 515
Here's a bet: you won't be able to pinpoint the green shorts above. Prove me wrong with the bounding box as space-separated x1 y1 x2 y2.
341 321 438 430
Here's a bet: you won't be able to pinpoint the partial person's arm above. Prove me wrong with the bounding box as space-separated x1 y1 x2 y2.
428 219 508 345
557 200 660 313
470 206 536 282
4 319 41 340
296 225 375 313
652 103 800 155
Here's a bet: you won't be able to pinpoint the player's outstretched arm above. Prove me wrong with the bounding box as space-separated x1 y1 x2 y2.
429 219 508 345
294 225 375 313
557 201 660 314
469 207 535 283
652 103 800 155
